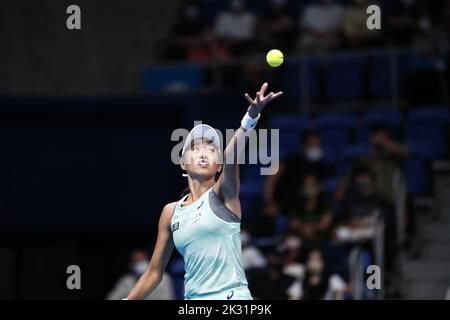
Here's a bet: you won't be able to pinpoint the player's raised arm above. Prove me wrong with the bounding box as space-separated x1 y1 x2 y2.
214 82 282 218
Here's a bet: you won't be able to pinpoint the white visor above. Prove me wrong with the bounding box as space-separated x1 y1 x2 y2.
181 124 221 157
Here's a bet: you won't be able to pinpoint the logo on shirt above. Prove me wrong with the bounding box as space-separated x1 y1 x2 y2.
171 222 179 232
190 212 202 223
197 201 204 209
226 290 234 300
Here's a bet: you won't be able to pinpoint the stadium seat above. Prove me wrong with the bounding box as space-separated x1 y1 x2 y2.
370 53 392 99
325 55 368 101
406 107 450 157
338 144 370 175
269 115 309 156
315 112 357 152
405 141 434 195
358 109 404 143
142 64 203 93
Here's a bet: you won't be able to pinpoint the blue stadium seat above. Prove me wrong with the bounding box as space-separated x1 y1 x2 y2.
281 58 321 104
358 110 404 143
409 106 450 123
325 55 367 101
142 64 203 93
240 178 264 198
269 115 309 132
370 53 390 99
405 141 434 195
338 144 370 175
407 107 450 157
168 257 185 300
269 115 309 157
323 176 341 197
315 112 357 152
275 214 289 234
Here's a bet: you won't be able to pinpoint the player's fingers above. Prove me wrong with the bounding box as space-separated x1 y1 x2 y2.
245 93 255 105
260 82 268 97
256 91 261 104
271 91 283 100
265 92 274 102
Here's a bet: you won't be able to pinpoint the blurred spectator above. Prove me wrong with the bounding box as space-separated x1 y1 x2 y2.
334 165 398 284
288 173 333 249
388 0 431 46
213 0 259 56
168 3 230 61
106 249 175 300
249 232 302 299
342 0 382 48
241 229 267 271
278 233 305 279
257 0 298 52
336 125 408 203
297 0 344 52
407 0 448 105
264 131 334 215
249 259 297 299
335 166 394 244
287 249 346 300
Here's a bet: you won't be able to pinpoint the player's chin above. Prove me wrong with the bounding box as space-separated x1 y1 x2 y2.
189 166 217 179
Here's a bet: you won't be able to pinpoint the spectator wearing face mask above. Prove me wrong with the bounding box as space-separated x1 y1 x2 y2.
335 125 408 203
288 174 333 249
264 131 334 216
106 249 175 300
287 249 347 300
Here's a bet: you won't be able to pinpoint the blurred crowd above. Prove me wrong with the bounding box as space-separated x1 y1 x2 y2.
166 0 449 61
242 125 409 299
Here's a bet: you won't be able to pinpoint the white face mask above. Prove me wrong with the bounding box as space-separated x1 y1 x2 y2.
307 259 324 274
284 237 302 251
305 147 323 161
132 260 149 276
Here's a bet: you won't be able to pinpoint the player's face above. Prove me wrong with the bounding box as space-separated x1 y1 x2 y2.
182 138 222 179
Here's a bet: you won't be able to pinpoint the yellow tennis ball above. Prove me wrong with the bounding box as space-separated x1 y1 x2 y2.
266 49 284 67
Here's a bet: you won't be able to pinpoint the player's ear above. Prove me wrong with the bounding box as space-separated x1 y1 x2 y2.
180 158 187 171
217 164 223 173
180 153 187 170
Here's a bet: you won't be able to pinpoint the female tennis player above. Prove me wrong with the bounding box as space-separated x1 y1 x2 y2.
125 82 282 300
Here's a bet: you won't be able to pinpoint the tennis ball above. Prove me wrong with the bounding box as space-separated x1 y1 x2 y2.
266 49 284 67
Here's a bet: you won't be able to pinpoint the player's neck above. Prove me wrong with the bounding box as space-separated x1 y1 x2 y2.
187 177 215 202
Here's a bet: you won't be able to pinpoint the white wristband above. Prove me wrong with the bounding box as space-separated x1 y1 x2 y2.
241 111 261 131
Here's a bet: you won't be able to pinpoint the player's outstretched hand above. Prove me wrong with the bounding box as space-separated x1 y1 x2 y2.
244 82 283 118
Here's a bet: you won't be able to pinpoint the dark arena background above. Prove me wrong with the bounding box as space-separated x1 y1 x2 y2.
0 0 449 301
